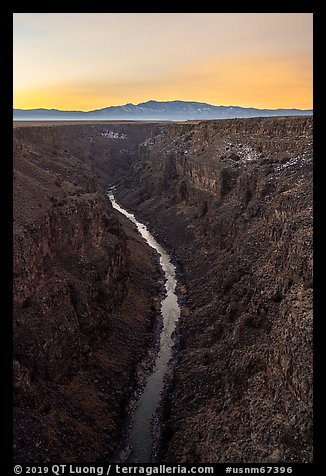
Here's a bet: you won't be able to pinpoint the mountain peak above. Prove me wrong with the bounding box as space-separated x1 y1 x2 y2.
13 100 313 121
139 99 159 104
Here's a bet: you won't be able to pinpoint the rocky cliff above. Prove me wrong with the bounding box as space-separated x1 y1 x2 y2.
13 124 162 462
13 117 313 464
115 116 313 463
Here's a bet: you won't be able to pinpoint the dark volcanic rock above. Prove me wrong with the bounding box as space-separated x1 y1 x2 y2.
13 125 162 463
13 117 313 464
115 116 313 463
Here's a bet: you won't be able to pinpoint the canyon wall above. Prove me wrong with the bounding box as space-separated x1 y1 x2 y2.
13 124 162 462
14 117 313 464
115 117 313 463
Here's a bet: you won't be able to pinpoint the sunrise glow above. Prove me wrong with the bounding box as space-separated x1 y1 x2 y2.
13 13 313 111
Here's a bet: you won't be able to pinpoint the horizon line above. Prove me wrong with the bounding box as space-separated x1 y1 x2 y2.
13 99 313 113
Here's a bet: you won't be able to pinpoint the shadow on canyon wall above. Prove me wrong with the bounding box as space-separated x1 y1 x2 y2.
13 116 312 463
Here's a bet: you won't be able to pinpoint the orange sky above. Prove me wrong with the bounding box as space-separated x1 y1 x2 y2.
13 13 313 110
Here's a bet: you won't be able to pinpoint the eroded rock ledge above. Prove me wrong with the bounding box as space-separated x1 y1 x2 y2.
13 124 162 462
14 117 313 464
115 116 313 463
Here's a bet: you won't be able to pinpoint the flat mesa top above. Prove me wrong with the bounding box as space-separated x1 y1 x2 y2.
12 116 312 129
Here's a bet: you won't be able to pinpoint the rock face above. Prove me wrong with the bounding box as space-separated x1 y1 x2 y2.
115 117 313 463
13 117 313 464
13 124 162 462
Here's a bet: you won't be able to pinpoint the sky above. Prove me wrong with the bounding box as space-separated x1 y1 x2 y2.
13 13 313 111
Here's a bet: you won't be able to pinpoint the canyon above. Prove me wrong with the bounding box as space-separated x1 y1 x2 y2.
13 116 313 464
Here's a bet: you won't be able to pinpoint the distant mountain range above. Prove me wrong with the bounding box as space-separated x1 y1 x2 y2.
13 100 313 121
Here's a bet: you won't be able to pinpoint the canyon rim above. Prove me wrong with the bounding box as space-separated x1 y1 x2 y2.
13 116 313 463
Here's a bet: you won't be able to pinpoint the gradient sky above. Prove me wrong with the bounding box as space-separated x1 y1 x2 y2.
13 13 313 110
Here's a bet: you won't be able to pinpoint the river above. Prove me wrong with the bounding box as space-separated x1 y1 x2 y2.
107 189 180 463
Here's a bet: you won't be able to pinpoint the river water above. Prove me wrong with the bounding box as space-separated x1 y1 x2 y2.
107 189 180 463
